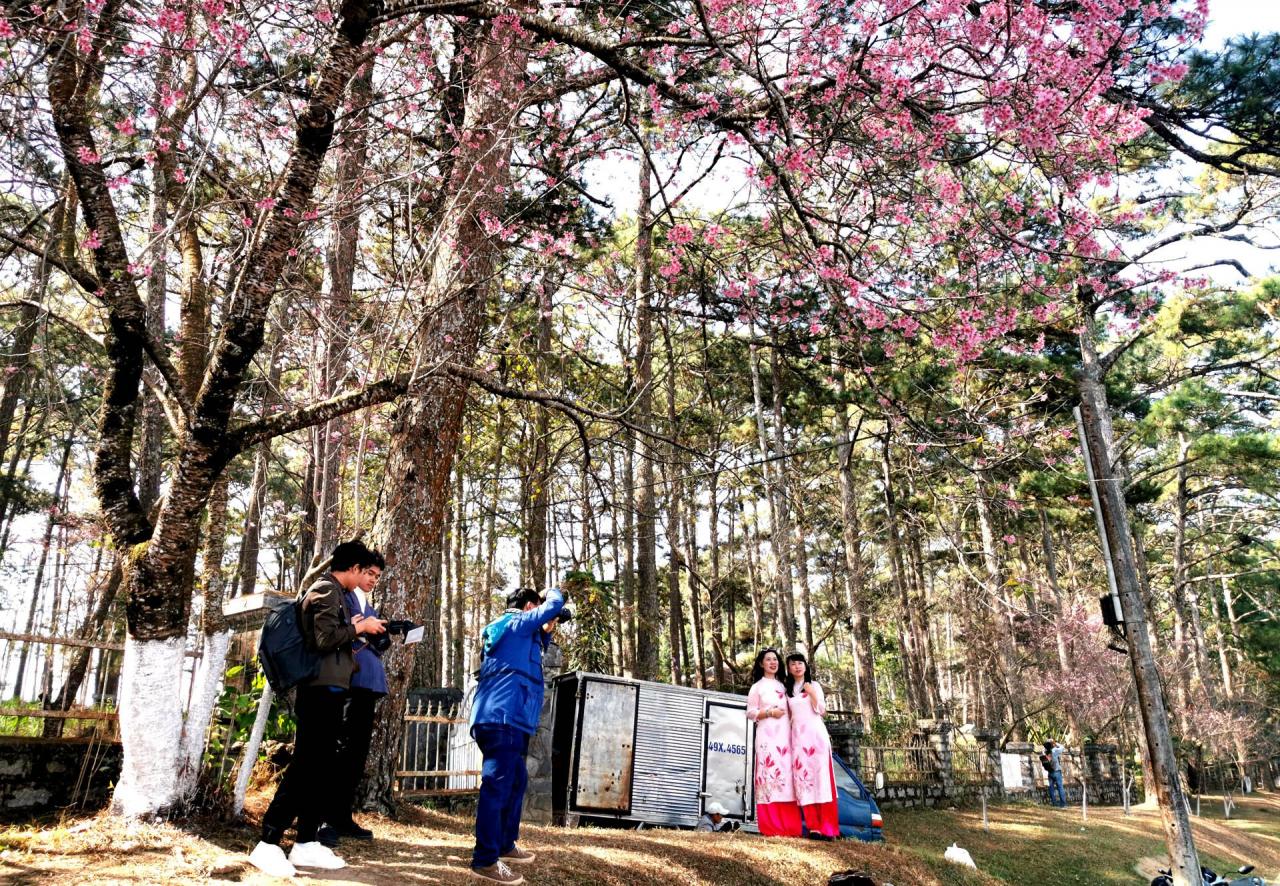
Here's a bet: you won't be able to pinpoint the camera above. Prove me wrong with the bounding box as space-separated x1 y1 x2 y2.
366 618 419 653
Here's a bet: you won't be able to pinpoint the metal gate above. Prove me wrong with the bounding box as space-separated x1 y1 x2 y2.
700 699 751 817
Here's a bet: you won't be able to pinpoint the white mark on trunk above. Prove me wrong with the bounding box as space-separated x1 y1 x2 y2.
177 629 233 799
112 635 186 817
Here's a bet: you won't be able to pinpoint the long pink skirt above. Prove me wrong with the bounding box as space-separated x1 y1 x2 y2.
757 800 803 837
801 758 842 837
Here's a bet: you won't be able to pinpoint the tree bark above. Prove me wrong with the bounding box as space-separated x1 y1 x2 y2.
633 134 659 682
361 10 534 811
42 0 381 815
974 468 1026 736
707 469 725 688
834 379 878 718
881 436 923 715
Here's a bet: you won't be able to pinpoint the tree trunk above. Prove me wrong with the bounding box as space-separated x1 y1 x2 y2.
663 322 685 685
483 399 505 623
768 337 797 650
685 476 707 688
1039 509 1081 742
1077 320 1200 885
793 495 815 655
13 435 73 700
974 469 1027 736
881 436 923 715
746 330 791 648
707 470 725 688
177 476 232 797
451 469 466 687
834 381 878 718
633 135 660 682
621 408 637 676
361 12 534 811
232 350 280 594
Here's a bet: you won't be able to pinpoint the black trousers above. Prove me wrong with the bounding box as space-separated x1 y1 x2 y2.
333 687 382 824
262 685 347 844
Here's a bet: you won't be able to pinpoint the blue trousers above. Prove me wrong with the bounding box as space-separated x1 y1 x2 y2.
472 724 531 868
1048 770 1066 807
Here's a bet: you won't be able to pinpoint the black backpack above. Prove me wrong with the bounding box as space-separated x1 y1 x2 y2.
1040 753 1054 773
258 596 320 692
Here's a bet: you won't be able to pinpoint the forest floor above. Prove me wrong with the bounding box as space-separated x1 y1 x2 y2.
0 791 1277 886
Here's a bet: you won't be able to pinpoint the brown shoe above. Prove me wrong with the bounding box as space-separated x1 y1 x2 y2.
471 861 524 885
500 846 536 864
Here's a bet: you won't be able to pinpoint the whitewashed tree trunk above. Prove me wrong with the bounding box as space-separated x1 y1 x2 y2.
177 629 233 798
233 683 276 816
112 636 187 816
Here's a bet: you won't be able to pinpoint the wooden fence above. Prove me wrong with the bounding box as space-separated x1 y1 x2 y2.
858 744 944 785
0 630 121 740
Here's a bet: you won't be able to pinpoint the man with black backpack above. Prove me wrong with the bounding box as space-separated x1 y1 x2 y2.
249 541 386 878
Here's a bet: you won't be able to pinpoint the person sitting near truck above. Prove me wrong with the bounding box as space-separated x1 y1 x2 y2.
747 647 803 837
468 585 567 886
696 801 738 832
785 652 840 839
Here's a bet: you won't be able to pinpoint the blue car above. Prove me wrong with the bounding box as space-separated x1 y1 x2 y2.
832 753 884 841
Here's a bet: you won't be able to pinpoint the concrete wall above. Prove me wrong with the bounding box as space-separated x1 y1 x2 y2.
522 643 562 824
0 736 121 817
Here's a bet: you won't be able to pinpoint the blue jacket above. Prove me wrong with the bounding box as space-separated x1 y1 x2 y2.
470 588 565 736
343 590 388 696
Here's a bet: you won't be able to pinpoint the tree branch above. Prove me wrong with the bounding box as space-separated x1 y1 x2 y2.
226 361 703 460
0 230 101 292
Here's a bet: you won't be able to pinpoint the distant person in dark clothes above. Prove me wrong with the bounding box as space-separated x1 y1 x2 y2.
319 549 388 846
468 585 566 886
249 541 386 878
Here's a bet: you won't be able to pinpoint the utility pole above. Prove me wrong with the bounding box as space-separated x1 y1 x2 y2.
1077 325 1200 886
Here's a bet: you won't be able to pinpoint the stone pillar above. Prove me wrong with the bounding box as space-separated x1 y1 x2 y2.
974 728 1005 800
828 716 865 774
919 719 953 804
522 643 563 823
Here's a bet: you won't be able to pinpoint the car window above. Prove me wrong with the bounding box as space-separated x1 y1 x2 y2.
833 761 858 795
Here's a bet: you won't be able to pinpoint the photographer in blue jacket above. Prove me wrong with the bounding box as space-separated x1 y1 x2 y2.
467 584 566 885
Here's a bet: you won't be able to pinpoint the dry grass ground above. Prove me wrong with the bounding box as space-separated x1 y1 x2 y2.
0 792 1276 886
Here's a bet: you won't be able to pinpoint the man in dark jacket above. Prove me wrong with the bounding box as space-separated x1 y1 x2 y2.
468 586 565 885
249 541 386 878
320 549 388 844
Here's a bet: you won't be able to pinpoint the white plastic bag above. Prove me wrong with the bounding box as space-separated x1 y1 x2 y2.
944 843 977 869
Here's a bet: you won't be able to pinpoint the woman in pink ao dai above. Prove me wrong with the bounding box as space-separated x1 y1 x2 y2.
746 648 803 836
785 652 840 838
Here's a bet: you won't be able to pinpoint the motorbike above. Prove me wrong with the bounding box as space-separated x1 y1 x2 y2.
1150 864 1266 886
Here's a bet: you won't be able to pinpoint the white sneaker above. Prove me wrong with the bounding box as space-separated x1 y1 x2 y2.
289 840 347 870
249 841 297 878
